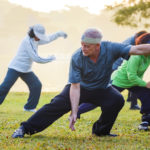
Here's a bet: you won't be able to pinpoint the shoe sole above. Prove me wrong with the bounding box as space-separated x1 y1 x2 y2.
12 135 24 138
138 126 149 131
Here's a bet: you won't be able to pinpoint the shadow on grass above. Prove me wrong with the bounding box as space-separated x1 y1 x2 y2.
23 133 130 141
25 134 87 141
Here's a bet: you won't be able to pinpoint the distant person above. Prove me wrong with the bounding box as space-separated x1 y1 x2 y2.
116 30 146 110
12 28 150 138
111 33 150 131
77 31 147 119
0 24 67 112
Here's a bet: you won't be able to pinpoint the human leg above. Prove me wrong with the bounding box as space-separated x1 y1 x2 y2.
20 72 42 109
113 85 140 110
127 91 131 102
12 84 72 137
129 92 140 110
91 86 124 136
77 103 97 119
12 85 100 138
0 68 19 104
112 84 140 110
129 87 150 115
129 87 150 129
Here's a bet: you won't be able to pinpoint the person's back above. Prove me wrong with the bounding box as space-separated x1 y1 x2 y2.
112 55 150 88
9 36 33 72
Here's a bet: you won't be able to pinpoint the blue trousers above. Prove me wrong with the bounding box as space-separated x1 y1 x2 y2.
0 68 42 109
21 84 124 136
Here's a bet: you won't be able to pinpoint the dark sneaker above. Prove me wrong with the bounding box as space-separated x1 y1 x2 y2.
12 126 25 138
23 108 36 112
130 105 140 110
142 114 150 126
138 121 149 131
106 133 118 137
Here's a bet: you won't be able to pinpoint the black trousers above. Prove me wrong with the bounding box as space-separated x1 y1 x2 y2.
113 85 150 114
127 91 138 107
21 84 124 136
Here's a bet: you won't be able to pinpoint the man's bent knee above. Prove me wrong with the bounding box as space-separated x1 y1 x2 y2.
114 94 125 110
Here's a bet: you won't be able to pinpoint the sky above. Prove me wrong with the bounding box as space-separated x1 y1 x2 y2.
8 0 122 15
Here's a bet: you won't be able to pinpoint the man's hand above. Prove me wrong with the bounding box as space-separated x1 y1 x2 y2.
146 81 150 89
69 113 77 131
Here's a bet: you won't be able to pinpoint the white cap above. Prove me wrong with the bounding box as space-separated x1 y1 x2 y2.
33 24 49 41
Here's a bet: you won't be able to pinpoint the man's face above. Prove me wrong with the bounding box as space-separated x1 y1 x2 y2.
81 42 99 57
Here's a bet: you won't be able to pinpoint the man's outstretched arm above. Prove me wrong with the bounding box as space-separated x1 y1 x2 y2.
69 83 80 131
130 44 150 56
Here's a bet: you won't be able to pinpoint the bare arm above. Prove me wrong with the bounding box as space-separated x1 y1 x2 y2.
129 44 150 56
69 83 80 131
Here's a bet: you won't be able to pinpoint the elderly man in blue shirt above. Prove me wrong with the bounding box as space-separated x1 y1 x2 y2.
12 28 150 138
77 31 147 119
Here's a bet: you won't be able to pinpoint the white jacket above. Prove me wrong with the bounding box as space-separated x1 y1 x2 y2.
8 32 66 73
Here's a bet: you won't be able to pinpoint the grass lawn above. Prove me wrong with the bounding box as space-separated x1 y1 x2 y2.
0 90 149 150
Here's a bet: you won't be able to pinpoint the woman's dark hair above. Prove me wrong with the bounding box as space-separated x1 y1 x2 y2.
28 28 35 38
135 30 147 39
135 33 150 45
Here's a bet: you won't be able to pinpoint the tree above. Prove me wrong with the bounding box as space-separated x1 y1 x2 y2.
107 0 150 28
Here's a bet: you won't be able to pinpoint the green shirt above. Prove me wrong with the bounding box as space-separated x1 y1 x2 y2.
111 55 150 88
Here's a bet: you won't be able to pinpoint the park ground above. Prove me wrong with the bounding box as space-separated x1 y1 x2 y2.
0 91 150 150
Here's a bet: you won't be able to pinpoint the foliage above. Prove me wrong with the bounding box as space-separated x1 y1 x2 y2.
0 91 150 150
107 0 150 28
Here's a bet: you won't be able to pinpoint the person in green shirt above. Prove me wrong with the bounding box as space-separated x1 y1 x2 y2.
111 33 150 131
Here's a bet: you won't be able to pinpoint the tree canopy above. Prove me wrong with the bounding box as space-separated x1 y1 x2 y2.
107 0 150 28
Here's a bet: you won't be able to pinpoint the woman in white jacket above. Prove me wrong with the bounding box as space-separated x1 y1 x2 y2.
0 24 67 112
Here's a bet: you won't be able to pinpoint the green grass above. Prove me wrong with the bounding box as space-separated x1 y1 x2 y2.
0 90 150 150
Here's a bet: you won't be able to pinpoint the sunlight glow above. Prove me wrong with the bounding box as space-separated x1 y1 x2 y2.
8 0 123 14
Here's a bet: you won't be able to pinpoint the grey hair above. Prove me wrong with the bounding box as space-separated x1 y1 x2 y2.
81 28 103 44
